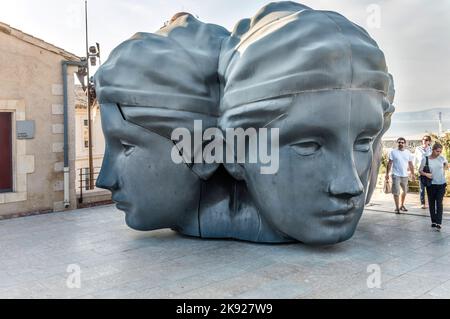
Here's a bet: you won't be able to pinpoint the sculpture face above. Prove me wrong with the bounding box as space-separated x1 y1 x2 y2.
237 90 384 244
96 104 201 232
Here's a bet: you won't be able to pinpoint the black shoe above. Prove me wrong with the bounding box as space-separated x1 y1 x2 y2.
436 225 442 231
432 223 437 228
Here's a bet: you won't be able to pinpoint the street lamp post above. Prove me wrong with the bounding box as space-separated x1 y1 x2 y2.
84 0 100 190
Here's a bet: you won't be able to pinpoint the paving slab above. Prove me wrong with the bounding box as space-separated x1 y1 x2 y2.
1 192 450 299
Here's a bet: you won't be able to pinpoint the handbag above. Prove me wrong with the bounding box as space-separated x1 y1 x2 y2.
420 156 433 187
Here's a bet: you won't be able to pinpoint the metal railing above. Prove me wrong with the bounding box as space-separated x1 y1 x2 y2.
78 167 101 203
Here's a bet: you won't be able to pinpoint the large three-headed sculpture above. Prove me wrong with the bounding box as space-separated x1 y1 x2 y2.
94 2 395 245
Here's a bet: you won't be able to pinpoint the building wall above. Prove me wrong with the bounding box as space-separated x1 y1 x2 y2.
75 106 105 191
0 29 78 217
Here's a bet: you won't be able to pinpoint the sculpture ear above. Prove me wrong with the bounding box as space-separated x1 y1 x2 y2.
223 162 246 181
191 163 220 180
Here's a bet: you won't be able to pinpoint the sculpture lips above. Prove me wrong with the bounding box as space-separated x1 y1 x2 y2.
115 202 129 211
112 194 129 211
322 209 356 225
321 198 358 223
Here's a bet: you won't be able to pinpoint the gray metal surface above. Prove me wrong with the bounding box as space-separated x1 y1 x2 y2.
94 2 394 245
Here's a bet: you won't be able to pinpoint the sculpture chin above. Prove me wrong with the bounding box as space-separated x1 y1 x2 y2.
286 206 364 245
114 202 145 230
122 206 175 232
124 211 151 231
302 226 357 246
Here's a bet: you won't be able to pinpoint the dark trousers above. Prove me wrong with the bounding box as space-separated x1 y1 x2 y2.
426 184 446 225
419 178 427 205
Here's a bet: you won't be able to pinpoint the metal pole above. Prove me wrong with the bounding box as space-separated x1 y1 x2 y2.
62 60 86 208
85 0 94 189
62 62 70 208
79 168 83 204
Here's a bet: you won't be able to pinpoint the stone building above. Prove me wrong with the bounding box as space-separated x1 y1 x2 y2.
74 85 110 205
74 85 104 176
0 22 80 218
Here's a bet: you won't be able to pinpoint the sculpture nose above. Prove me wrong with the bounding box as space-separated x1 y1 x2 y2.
329 158 364 199
95 155 119 191
96 169 119 191
329 181 364 200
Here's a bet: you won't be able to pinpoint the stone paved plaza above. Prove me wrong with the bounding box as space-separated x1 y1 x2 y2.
1 198 450 299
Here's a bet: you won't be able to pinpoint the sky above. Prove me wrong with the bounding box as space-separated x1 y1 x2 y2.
1 0 449 113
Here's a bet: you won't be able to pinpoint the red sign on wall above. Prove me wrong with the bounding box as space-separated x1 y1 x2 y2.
0 112 13 192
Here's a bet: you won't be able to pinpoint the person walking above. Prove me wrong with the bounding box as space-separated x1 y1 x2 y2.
419 143 448 231
385 137 415 214
414 135 432 209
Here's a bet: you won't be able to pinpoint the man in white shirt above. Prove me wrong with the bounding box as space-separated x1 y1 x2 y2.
414 135 432 208
385 137 415 213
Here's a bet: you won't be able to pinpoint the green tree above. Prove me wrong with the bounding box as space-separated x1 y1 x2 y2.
430 132 450 162
379 149 389 174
